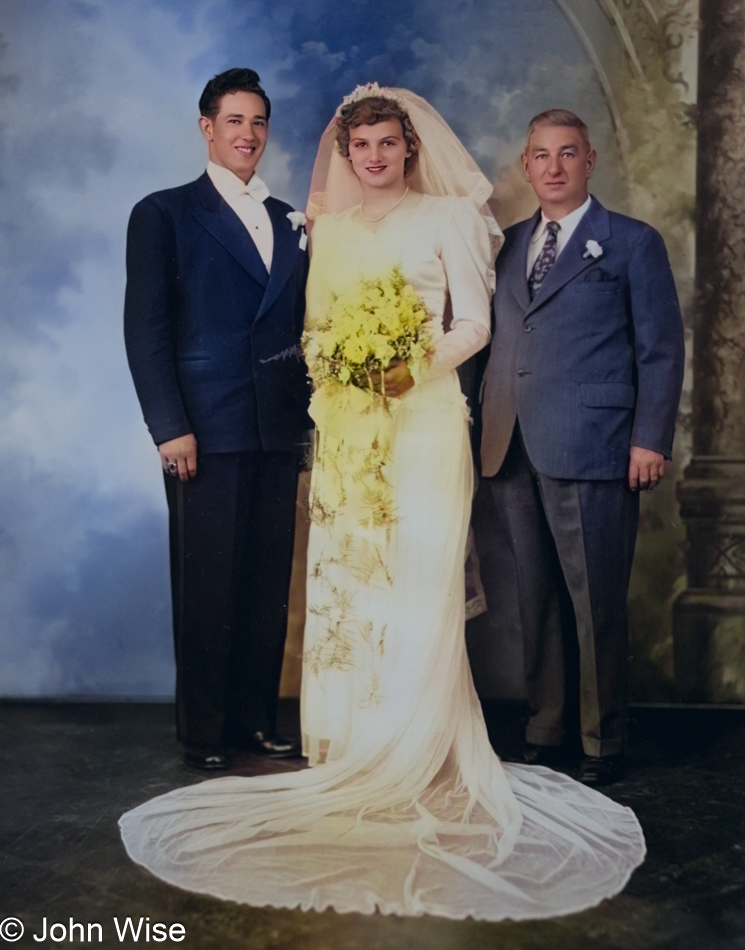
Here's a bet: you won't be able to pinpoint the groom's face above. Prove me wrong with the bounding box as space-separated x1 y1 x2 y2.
199 91 268 184
522 124 595 218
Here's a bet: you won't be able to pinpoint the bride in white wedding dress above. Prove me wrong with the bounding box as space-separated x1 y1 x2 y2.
120 85 645 921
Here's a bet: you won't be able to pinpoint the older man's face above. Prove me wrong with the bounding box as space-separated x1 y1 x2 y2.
522 124 595 218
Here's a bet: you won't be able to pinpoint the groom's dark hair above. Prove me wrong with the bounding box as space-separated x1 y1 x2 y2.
199 68 271 121
526 109 590 149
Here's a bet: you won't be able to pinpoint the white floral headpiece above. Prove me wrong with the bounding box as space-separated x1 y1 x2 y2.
335 82 403 116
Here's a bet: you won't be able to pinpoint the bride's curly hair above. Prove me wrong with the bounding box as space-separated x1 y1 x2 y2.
335 96 421 177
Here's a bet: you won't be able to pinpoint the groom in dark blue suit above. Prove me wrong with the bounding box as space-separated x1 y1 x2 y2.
478 110 684 785
125 69 310 770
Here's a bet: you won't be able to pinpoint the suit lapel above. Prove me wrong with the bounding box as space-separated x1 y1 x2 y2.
191 173 269 288
526 197 611 314
506 212 539 312
256 198 301 320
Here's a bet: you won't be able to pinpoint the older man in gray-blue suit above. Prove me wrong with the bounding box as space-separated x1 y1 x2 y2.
478 110 684 786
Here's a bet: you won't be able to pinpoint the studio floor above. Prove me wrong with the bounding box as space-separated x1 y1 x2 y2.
1 700 744 950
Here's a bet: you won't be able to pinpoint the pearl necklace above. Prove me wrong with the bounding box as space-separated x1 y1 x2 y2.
359 188 409 223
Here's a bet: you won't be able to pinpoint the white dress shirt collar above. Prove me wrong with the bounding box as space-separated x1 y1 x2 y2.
527 194 592 276
534 194 591 243
207 161 271 202
206 162 274 271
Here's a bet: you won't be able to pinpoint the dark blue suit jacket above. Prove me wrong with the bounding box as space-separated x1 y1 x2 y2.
124 173 311 454
480 197 685 480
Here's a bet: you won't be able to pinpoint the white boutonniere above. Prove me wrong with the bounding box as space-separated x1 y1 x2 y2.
583 239 603 260
287 211 308 250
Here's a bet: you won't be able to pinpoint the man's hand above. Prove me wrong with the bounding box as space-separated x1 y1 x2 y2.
628 445 667 492
369 359 415 398
159 434 198 483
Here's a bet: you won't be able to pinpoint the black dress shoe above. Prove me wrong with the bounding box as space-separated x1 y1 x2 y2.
522 743 565 767
579 755 625 787
246 731 302 759
184 747 232 771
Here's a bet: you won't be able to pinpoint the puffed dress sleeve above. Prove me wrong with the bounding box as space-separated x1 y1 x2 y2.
424 197 496 380
304 214 334 332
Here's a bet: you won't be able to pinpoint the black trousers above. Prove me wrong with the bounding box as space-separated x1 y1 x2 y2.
476 424 639 757
164 451 299 750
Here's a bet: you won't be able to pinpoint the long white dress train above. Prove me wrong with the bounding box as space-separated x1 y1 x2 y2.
120 194 645 921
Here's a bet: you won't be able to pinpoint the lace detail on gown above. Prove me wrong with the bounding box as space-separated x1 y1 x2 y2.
119 195 645 920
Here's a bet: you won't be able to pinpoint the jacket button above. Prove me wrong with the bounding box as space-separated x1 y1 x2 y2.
524 325 533 332
517 369 527 377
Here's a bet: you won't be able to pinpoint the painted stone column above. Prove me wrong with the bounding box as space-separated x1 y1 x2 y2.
673 0 745 702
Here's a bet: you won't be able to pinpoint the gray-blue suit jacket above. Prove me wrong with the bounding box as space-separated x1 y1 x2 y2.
480 197 685 480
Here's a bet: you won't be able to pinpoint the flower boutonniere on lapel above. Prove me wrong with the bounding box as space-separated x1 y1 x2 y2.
287 211 308 251
583 239 603 260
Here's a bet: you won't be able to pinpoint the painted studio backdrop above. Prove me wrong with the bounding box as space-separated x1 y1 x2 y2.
1 0 716 703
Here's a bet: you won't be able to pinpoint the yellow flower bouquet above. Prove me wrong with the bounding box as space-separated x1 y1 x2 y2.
303 267 433 569
302 266 432 397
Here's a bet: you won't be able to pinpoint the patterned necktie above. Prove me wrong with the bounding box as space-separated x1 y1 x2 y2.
528 221 560 300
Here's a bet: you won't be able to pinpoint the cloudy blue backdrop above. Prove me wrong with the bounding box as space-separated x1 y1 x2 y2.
0 0 619 696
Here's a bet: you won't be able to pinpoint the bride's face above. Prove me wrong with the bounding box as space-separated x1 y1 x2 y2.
347 119 410 190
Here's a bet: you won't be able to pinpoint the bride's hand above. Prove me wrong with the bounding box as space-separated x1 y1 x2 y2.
381 359 415 397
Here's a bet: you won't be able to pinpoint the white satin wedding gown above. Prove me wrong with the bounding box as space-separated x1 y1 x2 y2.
120 193 645 920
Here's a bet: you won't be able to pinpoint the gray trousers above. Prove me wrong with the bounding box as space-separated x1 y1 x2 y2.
476 424 639 757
